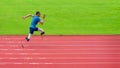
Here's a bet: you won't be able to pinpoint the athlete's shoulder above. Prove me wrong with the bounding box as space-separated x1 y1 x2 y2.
33 15 37 18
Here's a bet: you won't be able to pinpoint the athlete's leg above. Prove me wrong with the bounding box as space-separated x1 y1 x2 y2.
26 27 34 41
38 28 44 32
28 33 32 39
38 28 45 35
34 27 45 35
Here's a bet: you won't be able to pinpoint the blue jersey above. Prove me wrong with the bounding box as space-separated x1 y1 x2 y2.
30 15 40 28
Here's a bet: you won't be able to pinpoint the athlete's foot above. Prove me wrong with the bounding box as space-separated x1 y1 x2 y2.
25 37 30 42
41 32 45 36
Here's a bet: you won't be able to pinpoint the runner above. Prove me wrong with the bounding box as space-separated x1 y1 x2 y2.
22 11 46 41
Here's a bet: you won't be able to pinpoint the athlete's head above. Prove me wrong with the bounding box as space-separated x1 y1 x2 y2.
36 11 40 17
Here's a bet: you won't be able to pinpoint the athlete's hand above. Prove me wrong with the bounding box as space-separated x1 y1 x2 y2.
22 16 26 20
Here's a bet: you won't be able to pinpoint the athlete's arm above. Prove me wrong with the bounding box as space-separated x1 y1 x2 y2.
40 14 46 25
22 14 34 19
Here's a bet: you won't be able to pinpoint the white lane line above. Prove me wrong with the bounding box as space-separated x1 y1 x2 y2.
0 40 120 43
0 41 120 44
0 48 120 51
13 63 23 64
0 45 120 46
1 40 120 41
29 63 41 64
1 36 120 38
0 57 120 60
0 58 46 60
0 53 120 55
0 62 120 65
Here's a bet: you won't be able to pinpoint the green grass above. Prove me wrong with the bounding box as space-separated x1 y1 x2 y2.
0 0 120 35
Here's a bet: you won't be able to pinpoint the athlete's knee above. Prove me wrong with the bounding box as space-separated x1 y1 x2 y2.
38 28 44 32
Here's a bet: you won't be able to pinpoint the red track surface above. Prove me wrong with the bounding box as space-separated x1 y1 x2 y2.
0 35 120 68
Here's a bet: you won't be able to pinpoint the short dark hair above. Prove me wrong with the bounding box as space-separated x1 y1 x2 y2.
36 11 40 15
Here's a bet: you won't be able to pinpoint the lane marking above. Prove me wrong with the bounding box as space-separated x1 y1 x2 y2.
0 41 120 44
1 37 120 39
0 57 120 60
0 45 120 46
0 53 120 55
0 62 120 65
2 40 120 41
0 48 120 51
29 63 41 64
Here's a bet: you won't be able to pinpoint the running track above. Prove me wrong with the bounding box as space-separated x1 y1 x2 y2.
0 35 120 68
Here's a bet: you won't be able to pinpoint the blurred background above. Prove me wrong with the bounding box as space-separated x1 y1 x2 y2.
0 0 120 35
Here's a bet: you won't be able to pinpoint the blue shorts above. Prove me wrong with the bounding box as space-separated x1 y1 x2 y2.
29 27 38 34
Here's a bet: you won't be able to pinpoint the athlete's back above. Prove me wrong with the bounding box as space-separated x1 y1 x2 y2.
30 15 40 28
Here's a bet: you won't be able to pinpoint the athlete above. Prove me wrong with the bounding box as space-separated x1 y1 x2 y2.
22 11 46 41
